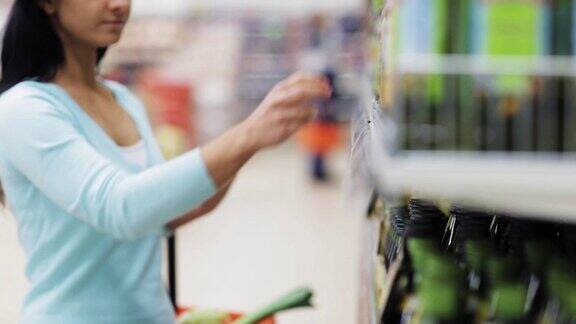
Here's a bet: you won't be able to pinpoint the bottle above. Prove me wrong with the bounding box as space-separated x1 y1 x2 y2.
399 199 449 323
485 217 554 323
450 206 493 321
488 281 530 323
432 0 456 150
452 0 476 151
397 0 438 150
405 199 446 287
480 0 540 152
416 255 466 324
540 258 576 323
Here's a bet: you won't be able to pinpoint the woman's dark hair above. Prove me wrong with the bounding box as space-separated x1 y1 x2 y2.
0 0 108 206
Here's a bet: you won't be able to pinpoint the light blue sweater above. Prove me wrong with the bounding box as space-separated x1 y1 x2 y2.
0 80 217 324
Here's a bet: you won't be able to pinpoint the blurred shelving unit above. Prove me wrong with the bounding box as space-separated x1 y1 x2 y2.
362 3 576 222
355 0 576 323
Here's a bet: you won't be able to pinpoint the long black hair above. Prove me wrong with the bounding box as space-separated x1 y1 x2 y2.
0 0 108 205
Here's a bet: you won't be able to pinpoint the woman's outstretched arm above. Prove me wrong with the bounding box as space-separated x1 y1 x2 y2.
0 73 329 241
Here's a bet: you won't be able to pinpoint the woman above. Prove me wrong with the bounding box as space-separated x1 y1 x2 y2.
0 0 331 323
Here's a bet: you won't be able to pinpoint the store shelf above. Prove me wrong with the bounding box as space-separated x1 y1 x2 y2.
367 102 576 222
359 1 576 323
363 54 576 221
361 0 576 223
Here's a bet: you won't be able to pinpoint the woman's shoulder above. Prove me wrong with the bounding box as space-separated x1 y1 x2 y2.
0 81 71 123
0 80 65 107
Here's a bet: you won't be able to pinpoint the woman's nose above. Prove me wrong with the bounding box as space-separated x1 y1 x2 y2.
108 0 130 14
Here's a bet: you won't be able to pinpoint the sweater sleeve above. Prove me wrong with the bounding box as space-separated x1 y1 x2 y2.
0 95 216 241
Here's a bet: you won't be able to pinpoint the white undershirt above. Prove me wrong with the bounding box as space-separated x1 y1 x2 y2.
120 140 148 169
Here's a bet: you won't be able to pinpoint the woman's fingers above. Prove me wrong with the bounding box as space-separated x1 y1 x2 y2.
278 106 315 124
277 83 331 107
282 71 326 87
268 72 331 109
277 72 331 93
244 72 330 150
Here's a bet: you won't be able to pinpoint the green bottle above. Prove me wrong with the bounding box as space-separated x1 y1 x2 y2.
418 279 460 324
540 259 576 323
450 207 493 294
485 218 553 323
519 220 556 319
485 250 528 323
482 0 540 152
399 199 448 323
484 253 525 324
489 282 529 323
451 209 498 323
405 199 446 289
402 236 441 322
417 255 466 324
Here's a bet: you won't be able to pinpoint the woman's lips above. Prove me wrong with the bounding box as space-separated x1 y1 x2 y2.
102 21 125 27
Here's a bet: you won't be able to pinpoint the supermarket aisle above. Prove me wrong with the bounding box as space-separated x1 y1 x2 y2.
176 142 360 323
0 142 360 324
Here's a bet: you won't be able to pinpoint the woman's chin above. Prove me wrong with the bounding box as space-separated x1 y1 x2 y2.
95 37 121 48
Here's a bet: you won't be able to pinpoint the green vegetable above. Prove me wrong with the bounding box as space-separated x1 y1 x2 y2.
179 309 229 324
234 287 314 324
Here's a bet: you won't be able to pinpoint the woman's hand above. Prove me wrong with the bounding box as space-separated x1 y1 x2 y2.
201 72 331 188
241 72 332 152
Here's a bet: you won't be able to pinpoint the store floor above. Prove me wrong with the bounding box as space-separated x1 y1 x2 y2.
0 142 360 324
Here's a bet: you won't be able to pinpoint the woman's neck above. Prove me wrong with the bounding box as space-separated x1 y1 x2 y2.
54 37 100 91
